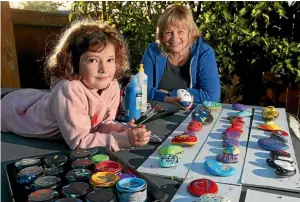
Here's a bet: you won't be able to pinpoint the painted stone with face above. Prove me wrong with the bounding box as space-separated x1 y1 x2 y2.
176 89 192 107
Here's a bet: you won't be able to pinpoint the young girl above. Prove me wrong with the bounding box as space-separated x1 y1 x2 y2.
1 20 151 151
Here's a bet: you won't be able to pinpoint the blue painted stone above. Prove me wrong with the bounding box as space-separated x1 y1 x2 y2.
232 103 247 111
203 101 222 110
270 132 288 143
223 138 240 147
257 138 289 151
192 109 208 123
159 154 178 168
204 160 236 177
216 153 238 164
235 111 252 117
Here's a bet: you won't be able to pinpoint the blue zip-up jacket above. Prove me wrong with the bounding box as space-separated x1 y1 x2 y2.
142 37 221 104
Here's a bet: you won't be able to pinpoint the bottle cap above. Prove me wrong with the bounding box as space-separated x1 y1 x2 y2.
139 64 144 72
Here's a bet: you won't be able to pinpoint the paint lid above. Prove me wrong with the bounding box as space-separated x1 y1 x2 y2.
17 166 44 184
45 166 64 176
44 154 68 168
15 158 41 170
66 169 92 183
55 198 83 202
116 177 146 193
28 189 59 202
85 189 117 202
62 182 91 198
95 160 122 174
72 159 94 170
90 172 119 187
33 176 61 190
70 149 92 160
92 154 110 164
187 178 218 197
119 173 136 180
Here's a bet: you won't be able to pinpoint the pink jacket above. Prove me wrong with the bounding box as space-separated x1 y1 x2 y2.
1 79 132 151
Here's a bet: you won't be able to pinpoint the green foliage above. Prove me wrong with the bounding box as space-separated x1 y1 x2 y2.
12 1 66 13
69 1 300 82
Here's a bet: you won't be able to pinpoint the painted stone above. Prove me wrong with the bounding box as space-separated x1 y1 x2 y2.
257 138 289 151
270 132 288 143
159 154 178 168
271 156 294 164
192 109 208 123
270 150 291 159
223 146 240 156
235 111 252 117
262 107 279 119
231 119 245 126
187 178 218 197
203 101 222 110
222 131 241 139
187 121 203 132
171 134 198 147
231 123 243 130
182 131 196 136
276 167 296 177
216 153 238 164
266 159 293 170
204 160 236 177
258 124 281 131
158 145 183 158
273 130 288 137
232 103 247 111
199 193 231 202
223 138 240 147
228 117 245 125
149 134 163 143
226 127 243 134
176 89 192 107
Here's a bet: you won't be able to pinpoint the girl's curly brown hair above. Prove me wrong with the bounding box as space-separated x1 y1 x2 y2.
44 19 129 86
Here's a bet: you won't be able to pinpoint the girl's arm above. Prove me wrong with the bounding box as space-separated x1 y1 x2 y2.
50 81 131 151
142 44 169 102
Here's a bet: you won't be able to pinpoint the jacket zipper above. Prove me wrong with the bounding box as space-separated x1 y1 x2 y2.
189 57 194 88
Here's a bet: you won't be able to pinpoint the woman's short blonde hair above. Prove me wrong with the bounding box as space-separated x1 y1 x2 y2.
44 19 129 85
156 5 201 53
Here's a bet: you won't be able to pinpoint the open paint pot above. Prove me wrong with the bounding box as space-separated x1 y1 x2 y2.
17 166 44 184
95 160 122 175
15 158 41 170
71 159 94 170
32 176 62 190
90 172 119 190
116 177 147 202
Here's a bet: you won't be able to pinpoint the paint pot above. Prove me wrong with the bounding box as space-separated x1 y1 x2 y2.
54 198 83 202
95 160 122 175
17 166 44 184
90 172 119 190
71 159 94 170
32 176 61 190
44 154 68 168
62 182 91 199
28 189 59 202
85 189 117 202
66 169 92 183
70 149 92 161
15 158 41 170
92 154 110 164
116 177 147 202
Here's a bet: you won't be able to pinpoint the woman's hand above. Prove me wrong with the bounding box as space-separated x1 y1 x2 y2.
164 96 194 111
127 119 151 147
159 89 170 94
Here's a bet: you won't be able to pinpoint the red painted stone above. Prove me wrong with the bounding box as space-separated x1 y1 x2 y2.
273 130 288 137
187 121 203 132
187 178 218 197
231 123 243 129
226 127 243 134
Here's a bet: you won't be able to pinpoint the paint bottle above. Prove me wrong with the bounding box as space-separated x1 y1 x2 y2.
124 75 142 122
136 64 148 113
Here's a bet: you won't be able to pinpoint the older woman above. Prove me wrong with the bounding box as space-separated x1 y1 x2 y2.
142 5 220 108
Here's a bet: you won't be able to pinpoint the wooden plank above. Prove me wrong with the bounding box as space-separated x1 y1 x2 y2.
1 2 20 88
185 106 253 185
241 108 300 192
171 178 242 202
137 104 223 178
11 9 68 27
245 189 300 202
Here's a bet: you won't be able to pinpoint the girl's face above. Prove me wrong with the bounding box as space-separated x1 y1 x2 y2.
162 24 189 54
79 42 116 91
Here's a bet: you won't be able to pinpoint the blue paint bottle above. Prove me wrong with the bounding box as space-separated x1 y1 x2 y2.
124 75 142 122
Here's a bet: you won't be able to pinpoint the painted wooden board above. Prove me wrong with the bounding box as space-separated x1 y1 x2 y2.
242 107 300 192
245 189 300 202
185 106 253 185
137 104 223 178
171 177 242 202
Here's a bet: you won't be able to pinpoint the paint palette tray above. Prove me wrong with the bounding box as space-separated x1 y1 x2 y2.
6 147 165 202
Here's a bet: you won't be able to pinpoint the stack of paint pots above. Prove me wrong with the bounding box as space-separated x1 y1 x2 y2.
187 178 231 201
14 148 149 202
256 106 296 178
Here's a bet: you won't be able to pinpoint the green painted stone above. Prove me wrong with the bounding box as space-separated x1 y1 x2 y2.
158 145 183 158
91 154 109 164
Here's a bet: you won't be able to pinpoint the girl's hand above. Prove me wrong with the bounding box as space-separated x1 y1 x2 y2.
127 124 151 147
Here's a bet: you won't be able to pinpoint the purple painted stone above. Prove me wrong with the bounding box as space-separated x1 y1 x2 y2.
257 138 289 151
216 153 238 164
223 138 240 147
222 131 241 139
232 103 247 111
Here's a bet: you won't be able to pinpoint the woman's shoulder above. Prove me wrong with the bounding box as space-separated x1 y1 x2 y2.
193 37 215 53
146 42 161 54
